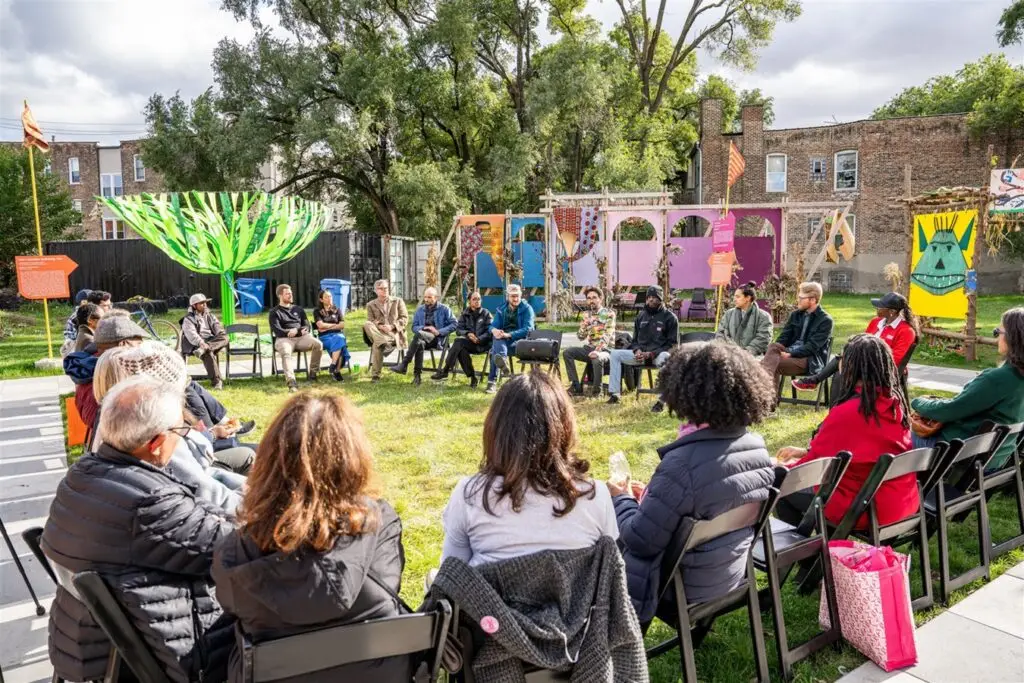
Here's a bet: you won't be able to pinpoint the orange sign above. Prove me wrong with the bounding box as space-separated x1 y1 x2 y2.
708 251 736 286
15 254 78 300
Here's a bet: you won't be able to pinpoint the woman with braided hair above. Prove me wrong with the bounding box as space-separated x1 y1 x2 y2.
775 334 915 530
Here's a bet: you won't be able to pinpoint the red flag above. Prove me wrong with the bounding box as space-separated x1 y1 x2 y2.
22 103 49 153
727 141 745 186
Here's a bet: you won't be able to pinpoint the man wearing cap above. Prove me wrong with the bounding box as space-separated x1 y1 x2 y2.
63 316 147 429
606 285 678 407
181 293 229 389
269 284 323 391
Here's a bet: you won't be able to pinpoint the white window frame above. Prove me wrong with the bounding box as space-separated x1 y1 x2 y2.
766 153 787 193
810 157 827 179
68 157 80 184
834 150 858 191
100 173 123 198
102 219 125 240
133 154 145 181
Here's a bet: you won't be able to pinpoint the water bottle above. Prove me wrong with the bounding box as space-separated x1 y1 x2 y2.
609 451 630 486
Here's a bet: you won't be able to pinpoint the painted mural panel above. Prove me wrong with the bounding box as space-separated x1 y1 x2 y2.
607 210 663 287
910 210 977 319
991 168 1024 213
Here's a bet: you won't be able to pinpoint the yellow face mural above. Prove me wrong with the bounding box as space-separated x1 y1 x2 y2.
909 210 977 319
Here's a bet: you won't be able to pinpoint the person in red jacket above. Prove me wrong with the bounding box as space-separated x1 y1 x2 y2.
792 292 918 399
774 334 916 530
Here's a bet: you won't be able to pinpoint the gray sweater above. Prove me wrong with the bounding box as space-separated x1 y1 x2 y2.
717 304 773 356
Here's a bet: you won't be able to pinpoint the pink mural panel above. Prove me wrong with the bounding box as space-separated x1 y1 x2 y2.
668 237 713 289
607 210 664 287
666 209 721 237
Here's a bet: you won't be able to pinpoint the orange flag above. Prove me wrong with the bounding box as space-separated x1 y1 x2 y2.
22 102 49 152
727 141 745 187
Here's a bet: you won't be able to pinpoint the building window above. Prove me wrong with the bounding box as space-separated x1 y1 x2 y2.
834 150 858 190
133 154 145 181
766 154 787 193
102 219 126 240
68 157 80 184
43 159 52 175
73 200 82 212
810 157 827 181
101 173 123 198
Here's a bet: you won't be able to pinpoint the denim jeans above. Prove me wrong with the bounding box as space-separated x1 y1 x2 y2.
912 433 939 449
608 349 670 396
488 339 518 381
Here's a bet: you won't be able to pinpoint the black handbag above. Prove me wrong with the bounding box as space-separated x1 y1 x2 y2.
514 339 560 361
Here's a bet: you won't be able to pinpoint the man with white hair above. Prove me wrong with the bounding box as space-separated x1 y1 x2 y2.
391 287 457 385
362 279 409 382
486 284 535 394
181 292 229 389
42 377 236 683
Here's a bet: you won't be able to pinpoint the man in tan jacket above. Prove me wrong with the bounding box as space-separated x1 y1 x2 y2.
362 279 409 381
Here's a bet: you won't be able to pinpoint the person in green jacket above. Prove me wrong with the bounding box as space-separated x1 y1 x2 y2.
911 307 1024 470
717 281 773 357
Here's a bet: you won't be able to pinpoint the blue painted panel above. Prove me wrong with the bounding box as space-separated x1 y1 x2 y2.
511 242 545 288
476 252 503 288
528 295 546 316
481 295 505 316
510 216 544 240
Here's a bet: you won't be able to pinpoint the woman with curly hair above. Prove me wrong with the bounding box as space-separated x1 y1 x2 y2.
911 307 1024 471
776 334 914 529
440 371 618 566
212 391 407 682
609 341 776 627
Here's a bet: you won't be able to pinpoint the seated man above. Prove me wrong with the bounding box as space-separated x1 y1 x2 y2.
564 286 616 397
181 293 229 389
42 377 235 683
60 289 93 356
761 281 834 387
269 283 323 392
391 287 456 385
486 284 535 394
64 315 147 430
362 279 409 382
431 290 493 387
607 285 677 407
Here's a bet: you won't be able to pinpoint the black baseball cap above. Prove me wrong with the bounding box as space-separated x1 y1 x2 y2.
870 292 905 310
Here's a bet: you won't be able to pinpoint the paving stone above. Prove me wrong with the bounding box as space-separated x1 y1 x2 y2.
948 574 1024 639
903 611 1024 683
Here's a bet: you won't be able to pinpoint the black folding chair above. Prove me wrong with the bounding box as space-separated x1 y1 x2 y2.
21 526 58 586
754 454 852 680
778 338 834 411
239 601 452 683
924 430 1008 604
270 330 308 376
426 333 452 372
679 331 715 344
73 572 172 683
516 329 563 377
646 487 782 683
225 323 263 381
0 520 46 616
975 421 1024 560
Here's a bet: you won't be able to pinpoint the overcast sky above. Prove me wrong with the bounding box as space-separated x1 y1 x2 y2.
0 0 1020 145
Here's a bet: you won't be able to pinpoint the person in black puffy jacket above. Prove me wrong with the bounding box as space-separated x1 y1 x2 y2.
431 290 494 387
42 376 236 683
212 390 407 683
607 341 776 628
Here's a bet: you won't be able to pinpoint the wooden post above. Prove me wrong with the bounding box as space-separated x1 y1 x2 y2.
964 196 985 362
902 165 914 298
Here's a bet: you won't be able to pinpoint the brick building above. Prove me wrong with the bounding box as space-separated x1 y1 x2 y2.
695 99 1024 294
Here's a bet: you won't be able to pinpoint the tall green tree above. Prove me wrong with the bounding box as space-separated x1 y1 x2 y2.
998 0 1024 46
0 146 82 288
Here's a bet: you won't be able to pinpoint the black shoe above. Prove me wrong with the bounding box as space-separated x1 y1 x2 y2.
413 374 422 386
332 369 345 382
287 379 298 393
651 401 665 413
568 384 583 397
470 375 479 389
236 419 256 435
390 363 408 375
607 394 620 405
431 370 449 381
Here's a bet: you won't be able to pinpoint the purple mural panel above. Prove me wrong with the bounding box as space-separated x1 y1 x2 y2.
665 209 722 237
732 209 782 277
668 237 713 289
732 237 774 286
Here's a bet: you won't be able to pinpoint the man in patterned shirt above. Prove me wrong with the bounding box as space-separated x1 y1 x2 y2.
563 286 616 397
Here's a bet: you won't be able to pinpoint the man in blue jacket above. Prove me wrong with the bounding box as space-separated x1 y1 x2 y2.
486 284 535 394
391 287 457 385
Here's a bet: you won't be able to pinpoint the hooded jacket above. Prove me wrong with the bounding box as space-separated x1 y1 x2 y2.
629 303 678 355
63 347 100 428
490 300 536 343
212 500 406 683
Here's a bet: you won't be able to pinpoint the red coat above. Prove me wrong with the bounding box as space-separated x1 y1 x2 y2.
865 317 916 368
74 382 98 430
793 390 916 529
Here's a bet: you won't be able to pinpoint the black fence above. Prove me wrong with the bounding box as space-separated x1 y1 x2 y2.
46 231 384 310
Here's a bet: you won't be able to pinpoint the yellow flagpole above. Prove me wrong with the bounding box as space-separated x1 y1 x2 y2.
26 142 54 358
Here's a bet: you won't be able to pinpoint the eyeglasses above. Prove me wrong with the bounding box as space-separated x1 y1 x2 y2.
167 425 190 437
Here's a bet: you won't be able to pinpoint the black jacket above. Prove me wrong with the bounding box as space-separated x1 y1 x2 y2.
212 500 406 683
630 304 678 355
42 444 236 683
456 306 494 346
776 306 834 375
614 428 775 624
268 304 311 339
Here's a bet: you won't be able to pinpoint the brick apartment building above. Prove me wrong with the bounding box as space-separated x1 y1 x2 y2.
694 99 1024 294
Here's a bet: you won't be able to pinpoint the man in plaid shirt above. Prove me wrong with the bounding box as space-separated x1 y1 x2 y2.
563 286 616 396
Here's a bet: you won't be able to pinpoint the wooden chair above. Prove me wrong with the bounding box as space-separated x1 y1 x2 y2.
224 323 263 381
754 454 851 680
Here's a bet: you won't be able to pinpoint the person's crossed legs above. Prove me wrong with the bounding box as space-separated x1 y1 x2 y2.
363 322 398 379
608 350 669 401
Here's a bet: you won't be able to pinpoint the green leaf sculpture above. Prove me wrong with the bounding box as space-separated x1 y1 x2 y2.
100 191 331 326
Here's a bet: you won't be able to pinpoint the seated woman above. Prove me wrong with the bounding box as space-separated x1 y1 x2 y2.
775 334 915 530
793 292 917 397
610 342 776 628
431 290 493 386
213 391 406 682
716 281 773 356
911 307 1024 471
313 287 350 381
441 372 618 566
72 303 104 353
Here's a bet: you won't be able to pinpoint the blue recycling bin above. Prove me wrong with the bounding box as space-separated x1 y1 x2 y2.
319 278 351 314
235 278 266 315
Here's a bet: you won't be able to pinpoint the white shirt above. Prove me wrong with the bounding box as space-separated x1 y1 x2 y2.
441 473 619 567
